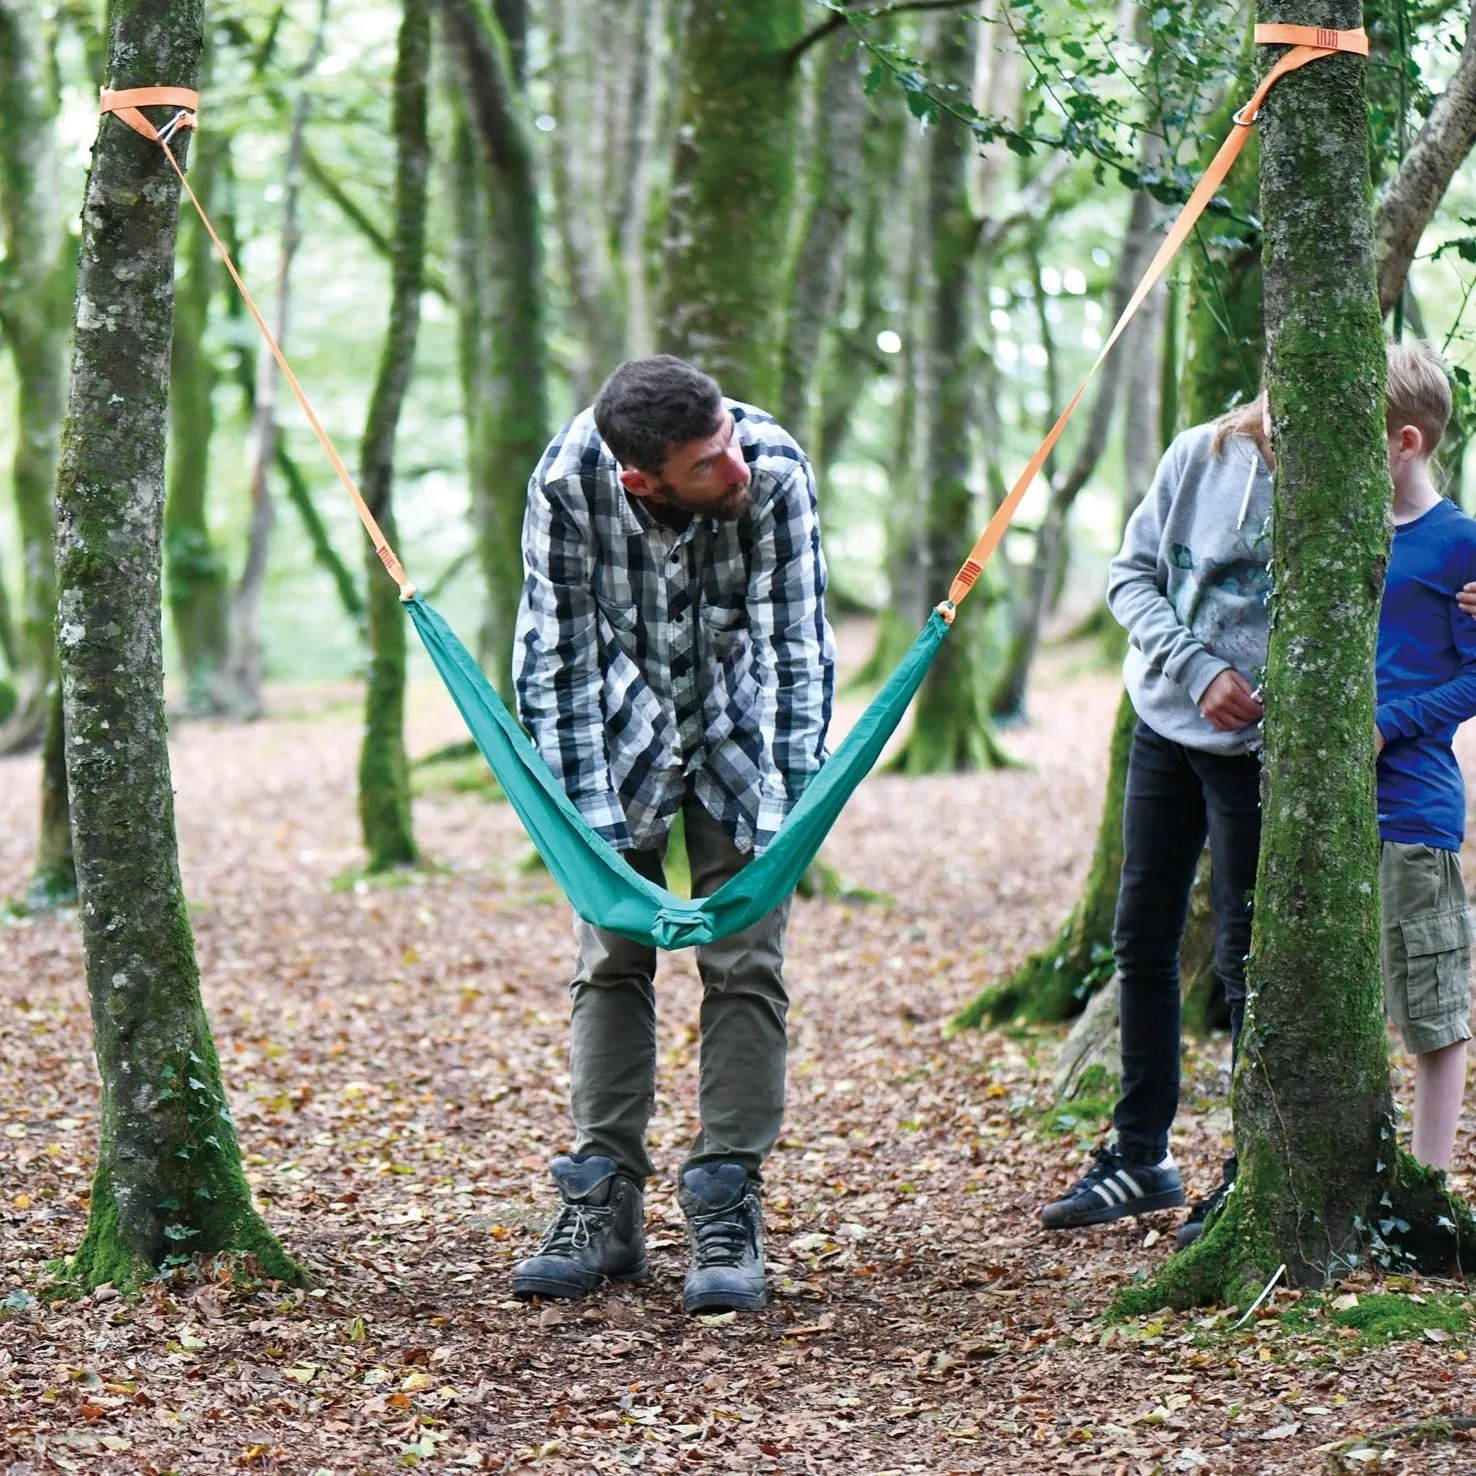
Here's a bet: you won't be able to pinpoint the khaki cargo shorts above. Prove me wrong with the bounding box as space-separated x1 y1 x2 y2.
1379 840 1474 1055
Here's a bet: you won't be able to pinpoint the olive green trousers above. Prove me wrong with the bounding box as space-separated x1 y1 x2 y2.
567 799 791 1184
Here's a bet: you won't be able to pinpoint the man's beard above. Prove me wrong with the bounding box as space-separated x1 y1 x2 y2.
653 478 751 521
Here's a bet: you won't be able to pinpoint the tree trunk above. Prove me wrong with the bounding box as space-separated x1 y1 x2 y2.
618 0 667 359
0 0 71 754
222 0 330 720
357 0 431 874
546 0 624 401
778 20 868 450
1375 0 1476 315
889 17 1009 774
55 0 294 1290
1128 4 1475 1312
28 677 75 908
989 185 1162 722
441 0 550 701
165 86 231 718
656 0 804 406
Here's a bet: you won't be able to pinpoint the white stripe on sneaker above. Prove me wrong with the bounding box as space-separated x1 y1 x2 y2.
1114 1170 1146 1200
1092 1184 1118 1208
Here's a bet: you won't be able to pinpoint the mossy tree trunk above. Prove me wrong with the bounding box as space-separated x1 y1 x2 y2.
28 679 75 908
656 0 804 407
890 17 1011 775
0 0 72 754
55 0 294 1290
1128 3 1475 1312
357 0 431 873
165 55 231 719
441 0 550 702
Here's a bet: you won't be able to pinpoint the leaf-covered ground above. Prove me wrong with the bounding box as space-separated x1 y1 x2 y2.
0 625 1473 1474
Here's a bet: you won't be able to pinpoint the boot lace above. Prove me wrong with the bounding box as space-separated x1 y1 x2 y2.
537 1200 611 1256
690 1198 756 1269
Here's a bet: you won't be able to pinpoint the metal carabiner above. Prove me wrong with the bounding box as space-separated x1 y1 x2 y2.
155 108 194 147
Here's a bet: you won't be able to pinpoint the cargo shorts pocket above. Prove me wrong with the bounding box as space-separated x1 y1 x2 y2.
1398 907 1472 1020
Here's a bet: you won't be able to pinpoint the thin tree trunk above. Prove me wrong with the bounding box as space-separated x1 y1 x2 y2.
891 17 1011 774
56 0 294 1290
1129 2 1475 1310
0 0 71 754
656 0 805 406
165 76 232 719
222 0 330 720
547 0 623 401
619 0 667 359
28 678 74 907
988 187 1160 721
779 18 868 449
440 0 550 702
357 0 431 874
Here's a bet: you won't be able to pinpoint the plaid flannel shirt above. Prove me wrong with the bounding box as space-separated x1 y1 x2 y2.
513 400 835 856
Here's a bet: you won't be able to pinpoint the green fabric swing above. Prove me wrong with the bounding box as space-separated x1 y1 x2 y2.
406 596 949 949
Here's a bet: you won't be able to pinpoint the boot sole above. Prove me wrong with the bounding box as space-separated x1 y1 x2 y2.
511 1261 648 1301
683 1286 766 1315
1040 1187 1185 1230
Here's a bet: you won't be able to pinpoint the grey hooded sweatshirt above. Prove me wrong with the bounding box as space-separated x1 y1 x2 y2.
1107 421 1271 756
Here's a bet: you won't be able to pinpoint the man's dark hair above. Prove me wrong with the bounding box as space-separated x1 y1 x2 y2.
593 356 724 473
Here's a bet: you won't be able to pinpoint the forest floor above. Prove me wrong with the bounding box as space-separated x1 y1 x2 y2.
0 622 1474 1476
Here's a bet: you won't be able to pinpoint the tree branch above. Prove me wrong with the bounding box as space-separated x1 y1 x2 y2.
784 0 982 69
1375 0 1476 316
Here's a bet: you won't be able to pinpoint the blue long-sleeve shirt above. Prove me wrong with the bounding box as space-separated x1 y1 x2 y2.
1376 497 1476 850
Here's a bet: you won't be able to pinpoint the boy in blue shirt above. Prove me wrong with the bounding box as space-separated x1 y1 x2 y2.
1376 339 1476 1172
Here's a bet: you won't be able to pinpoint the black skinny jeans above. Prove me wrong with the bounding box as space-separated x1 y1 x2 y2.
1113 719 1262 1167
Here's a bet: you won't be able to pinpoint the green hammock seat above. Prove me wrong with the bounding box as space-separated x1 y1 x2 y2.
406 597 950 950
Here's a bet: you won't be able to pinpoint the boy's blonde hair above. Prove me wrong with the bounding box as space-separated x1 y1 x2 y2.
1385 338 1451 455
1209 339 1452 462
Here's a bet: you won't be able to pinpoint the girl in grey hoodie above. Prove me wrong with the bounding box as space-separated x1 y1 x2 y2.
1041 398 1271 1243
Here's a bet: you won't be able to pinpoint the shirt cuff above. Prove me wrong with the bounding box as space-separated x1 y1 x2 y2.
1179 650 1233 706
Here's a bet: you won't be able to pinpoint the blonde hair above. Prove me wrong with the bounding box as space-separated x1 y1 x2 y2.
1384 338 1451 455
1211 390 1272 464
1209 339 1453 465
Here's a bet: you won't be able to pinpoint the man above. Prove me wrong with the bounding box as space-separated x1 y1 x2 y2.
509 355 835 1313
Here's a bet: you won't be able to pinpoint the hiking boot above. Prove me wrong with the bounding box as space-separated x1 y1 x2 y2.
1039 1147 1185 1230
511 1154 646 1300
1175 1161 1237 1249
679 1162 766 1314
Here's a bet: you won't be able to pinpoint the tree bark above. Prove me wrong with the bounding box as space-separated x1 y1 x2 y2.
165 68 232 719
55 0 294 1290
222 0 330 720
779 19 868 451
890 17 1011 773
1375 0 1476 315
0 0 71 754
1127 2 1476 1311
440 0 550 701
357 0 431 874
28 678 75 907
656 0 805 406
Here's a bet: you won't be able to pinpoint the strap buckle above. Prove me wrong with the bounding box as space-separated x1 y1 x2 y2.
155 109 194 147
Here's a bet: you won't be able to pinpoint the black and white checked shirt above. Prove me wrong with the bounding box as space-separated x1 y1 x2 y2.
513 400 835 856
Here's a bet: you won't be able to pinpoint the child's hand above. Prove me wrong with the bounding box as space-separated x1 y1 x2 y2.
1457 582 1476 618
1375 727 1385 755
1199 669 1264 731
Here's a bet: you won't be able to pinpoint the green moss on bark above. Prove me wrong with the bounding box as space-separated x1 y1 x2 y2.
656 0 805 406
53 0 296 1291
356 0 430 873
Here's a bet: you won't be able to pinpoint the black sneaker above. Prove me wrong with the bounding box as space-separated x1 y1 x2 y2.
1175 1168 1236 1249
678 1162 766 1314
1040 1147 1185 1229
511 1154 647 1300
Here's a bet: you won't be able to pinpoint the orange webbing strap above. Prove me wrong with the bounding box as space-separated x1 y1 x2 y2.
940 24 1369 617
97 88 417 600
